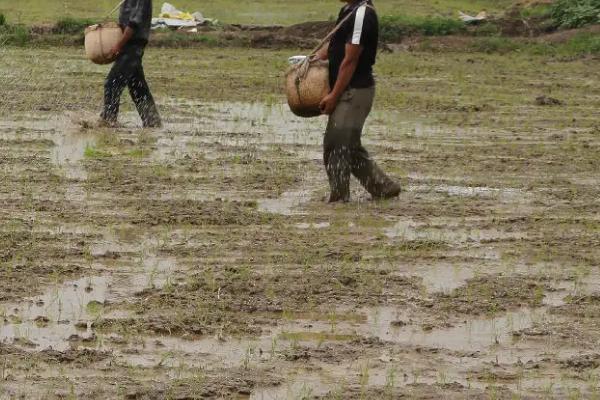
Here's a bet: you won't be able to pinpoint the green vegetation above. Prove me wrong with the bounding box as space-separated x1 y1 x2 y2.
467 33 600 56
380 15 465 41
560 31 600 54
551 0 600 28
0 13 6 26
471 36 519 54
54 16 95 34
1 0 513 25
84 145 111 159
519 3 553 19
0 24 31 46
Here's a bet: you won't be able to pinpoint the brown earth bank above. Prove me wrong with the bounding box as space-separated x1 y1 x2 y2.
20 19 600 50
390 24 600 53
27 21 337 49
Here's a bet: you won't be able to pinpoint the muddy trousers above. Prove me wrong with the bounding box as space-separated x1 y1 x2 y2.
324 86 396 201
101 43 161 128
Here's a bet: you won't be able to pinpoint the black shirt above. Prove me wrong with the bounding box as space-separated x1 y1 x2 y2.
328 0 378 89
119 0 153 45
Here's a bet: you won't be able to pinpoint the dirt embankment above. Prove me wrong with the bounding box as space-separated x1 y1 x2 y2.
26 20 335 49
201 21 336 49
388 24 600 53
17 9 600 51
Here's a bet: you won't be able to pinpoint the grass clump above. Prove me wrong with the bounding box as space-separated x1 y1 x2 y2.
0 24 31 46
471 37 520 54
84 145 111 159
470 33 600 56
519 4 553 19
551 0 600 28
380 15 465 42
0 14 6 27
54 17 95 34
561 32 600 54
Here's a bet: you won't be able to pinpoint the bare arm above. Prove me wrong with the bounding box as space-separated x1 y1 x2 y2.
330 43 362 99
110 0 144 57
319 43 363 115
112 26 135 55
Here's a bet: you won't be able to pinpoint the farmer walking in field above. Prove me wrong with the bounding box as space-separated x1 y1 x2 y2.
316 0 401 202
100 0 162 128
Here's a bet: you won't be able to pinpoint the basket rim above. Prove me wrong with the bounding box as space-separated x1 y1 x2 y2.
285 60 329 77
85 22 121 34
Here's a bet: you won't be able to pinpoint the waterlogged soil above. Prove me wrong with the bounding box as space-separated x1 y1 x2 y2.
1 47 600 399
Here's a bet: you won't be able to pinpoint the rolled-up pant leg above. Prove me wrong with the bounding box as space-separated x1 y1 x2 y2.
324 86 396 200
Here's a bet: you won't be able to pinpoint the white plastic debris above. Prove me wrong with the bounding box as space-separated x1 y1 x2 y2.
160 3 192 19
152 18 197 28
151 2 216 29
459 11 488 24
288 55 307 65
192 12 205 24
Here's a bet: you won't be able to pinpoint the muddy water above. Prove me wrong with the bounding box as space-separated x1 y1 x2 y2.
0 276 108 351
163 100 324 147
118 311 349 367
3 93 599 399
246 303 572 397
244 307 556 397
257 190 314 215
0 266 178 353
2 112 97 205
0 227 177 353
362 306 542 352
251 373 331 400
384 218 527 244
393 263 476 294
408 183 525 199
295 222 330 230
51 130 96 181
132 304 553 378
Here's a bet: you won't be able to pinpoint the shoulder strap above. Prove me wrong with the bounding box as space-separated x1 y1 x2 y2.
308 1 374 57
105 0 126 20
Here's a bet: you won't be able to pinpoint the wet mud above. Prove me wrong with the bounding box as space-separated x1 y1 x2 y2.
1 47 600 399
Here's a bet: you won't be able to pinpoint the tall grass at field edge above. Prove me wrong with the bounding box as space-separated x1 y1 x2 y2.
469 33 600 56
54 17 96 34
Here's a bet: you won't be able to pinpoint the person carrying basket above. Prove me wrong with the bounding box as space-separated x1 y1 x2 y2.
99 0 162 128
315 0 401 202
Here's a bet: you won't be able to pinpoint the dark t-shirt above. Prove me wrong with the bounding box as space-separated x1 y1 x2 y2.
328 0 378 89
119 0 153 44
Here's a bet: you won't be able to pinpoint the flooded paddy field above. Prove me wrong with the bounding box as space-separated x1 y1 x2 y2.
1 46 600 399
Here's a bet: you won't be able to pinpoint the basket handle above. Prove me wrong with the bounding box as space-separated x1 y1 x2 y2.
308 1 373 58
103 0 126 22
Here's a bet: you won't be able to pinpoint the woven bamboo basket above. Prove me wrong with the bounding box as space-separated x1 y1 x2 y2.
84 22 123 65
285 59 330 118
283 1 370 118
